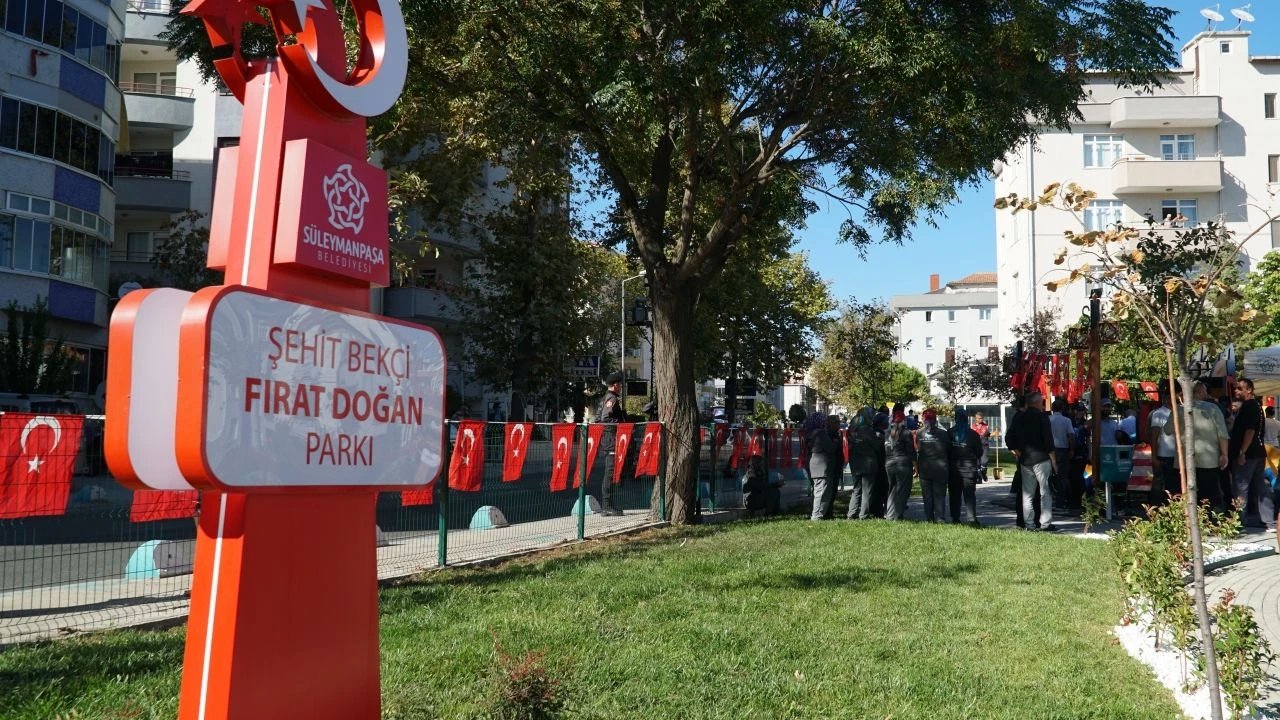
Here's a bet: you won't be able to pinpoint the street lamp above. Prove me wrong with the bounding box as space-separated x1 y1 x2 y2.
620 272 646 406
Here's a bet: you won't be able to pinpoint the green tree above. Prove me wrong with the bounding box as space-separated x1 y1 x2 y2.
880 362 929 406
1241 251 1280 350
151 210 222 291
0 298 75 395
810 301 901 410
168 0 1178 523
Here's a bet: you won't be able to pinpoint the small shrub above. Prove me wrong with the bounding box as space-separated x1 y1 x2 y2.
485 635 571 720
1203 589 1275 719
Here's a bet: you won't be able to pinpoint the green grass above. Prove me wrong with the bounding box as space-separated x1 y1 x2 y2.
0 520 1179 719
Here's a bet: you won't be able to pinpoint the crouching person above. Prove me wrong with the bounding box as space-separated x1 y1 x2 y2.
742 454 783 516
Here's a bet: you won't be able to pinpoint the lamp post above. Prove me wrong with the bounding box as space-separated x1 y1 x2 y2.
620 272 646 408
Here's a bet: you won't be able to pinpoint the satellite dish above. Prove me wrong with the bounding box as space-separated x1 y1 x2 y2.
117 281 143 299
1201 5 1224 29
1231 5 1254 28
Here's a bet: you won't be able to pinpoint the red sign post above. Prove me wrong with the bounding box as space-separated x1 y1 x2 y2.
104 0 425 716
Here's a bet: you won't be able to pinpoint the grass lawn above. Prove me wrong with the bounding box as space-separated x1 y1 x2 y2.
0 519 1179 719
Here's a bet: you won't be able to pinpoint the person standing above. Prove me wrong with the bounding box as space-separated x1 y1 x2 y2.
948 408 984 526
1229 378 1270 528
914 408 951 523
1163 382 1228 512
846 406 884 519
972 411 991 480
1264 406 1280 477
1146 383 1180 507
883 408 917 520
807 414 844 520
1048 399 1075 507
1008 392 1057 531
595 371 626 516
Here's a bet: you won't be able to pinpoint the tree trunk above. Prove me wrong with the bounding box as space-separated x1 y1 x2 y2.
1174 366 1224 720
651 282 701 523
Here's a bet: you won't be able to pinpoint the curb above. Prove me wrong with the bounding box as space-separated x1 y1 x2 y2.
1202 546 1276 575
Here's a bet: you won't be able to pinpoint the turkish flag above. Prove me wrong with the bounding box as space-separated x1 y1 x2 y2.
401 479 435 506
549 423 576 492
768 429 781 468
612 422 635 484
729 428 745 469
447 420 485 492
782 429 793 468
130 489 199 523
796 433 807 469
1113 380 1131 401
576 424 605 488
635 423 662 477
1140 381 1159 395
0 413 84 519
748 429 765 457
501 422 533 482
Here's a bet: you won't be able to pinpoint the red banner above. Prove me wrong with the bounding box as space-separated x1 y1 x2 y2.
501 422 533 483
577 424 605 489
549 423 576 492
1140 381 1159 395
1113 380 1131 401
635 423 662 477
130 489 199 523
613 422 635 484
0 413 84 519
447 420 485 492
841 429 851 465
796 432 807 469
748 429 764 457
401 481 435 506
729 428 746 469
782 429 793 468
712 424 727 464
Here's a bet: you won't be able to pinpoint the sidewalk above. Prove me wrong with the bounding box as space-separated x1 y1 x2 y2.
1204 538 1280 714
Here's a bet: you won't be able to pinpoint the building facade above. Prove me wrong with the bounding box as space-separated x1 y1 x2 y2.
0 0 125 396
995 30 1280 347
891 272 999 402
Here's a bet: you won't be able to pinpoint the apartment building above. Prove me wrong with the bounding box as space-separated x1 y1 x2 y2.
891 272 999 403
995 30 1280 347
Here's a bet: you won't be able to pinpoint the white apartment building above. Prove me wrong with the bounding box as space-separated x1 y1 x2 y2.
995 29 1280 347
891 272 999 403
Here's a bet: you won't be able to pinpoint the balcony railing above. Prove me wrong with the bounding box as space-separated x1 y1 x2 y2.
114 166 191 181
119 82 195 98
126 0 172 13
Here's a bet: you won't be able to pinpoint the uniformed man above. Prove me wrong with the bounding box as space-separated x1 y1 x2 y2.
596 371 626 516
915 409 951 523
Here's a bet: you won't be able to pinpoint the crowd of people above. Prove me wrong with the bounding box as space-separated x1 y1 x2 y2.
797 405 990 526
773 375 1280 532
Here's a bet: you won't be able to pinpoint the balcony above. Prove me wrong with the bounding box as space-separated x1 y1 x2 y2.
114 168 192 213
383 286 466 325
1109 95 1221 129
1111 156 1223 194
121 84 195 130
123 1 173 45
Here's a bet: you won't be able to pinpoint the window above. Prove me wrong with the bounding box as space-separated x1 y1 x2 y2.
122 232 154 262
1159 134 1195 161
947 310 956 322
1267 94 1277 120
926 363 934 375
0 95 115 182
925 337 934 349
1220 41 1231 53
924 311 932 322
131 71 176 95
979 335 992 347
1083 200 1124 231
1269 155 1278 184
1083 134 1123 168
0 211 106 289
948 337 956 348
1161 199 1198 227
978 308 992 321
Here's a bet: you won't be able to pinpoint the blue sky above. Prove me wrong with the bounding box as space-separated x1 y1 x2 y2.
798 0 1280 304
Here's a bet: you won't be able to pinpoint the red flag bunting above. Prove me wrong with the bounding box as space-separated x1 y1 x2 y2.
782 429 793 468
0 413 84 519
1140 381 1159 395
635 423 662 477
577 424 605 488
748 429 764 457
447 420 485 492
549 423 576 492
729 428 747 469
130 489 199 523
613 422 635 484
796 432 807 469
501 422 533 483
842 429 851 465
1112 380 1131 401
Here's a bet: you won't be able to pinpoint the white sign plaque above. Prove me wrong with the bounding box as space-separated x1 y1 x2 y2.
179 287 446 489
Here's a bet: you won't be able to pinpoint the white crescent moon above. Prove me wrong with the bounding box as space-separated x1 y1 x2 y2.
511 424 525 446
556 437 568 458
460 427 475 459
618 435 629 454
302 0 409 117
20 416 61 453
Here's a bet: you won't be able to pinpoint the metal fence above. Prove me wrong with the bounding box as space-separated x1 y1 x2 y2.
0 416 684 645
